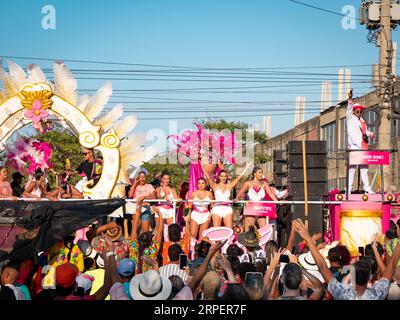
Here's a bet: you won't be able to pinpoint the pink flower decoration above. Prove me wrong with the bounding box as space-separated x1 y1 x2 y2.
24 99 49 125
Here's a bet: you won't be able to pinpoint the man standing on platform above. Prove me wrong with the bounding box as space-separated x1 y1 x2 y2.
346 90 375 194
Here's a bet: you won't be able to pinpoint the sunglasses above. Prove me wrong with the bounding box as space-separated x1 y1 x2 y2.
354 110 363 114
82 152 91 155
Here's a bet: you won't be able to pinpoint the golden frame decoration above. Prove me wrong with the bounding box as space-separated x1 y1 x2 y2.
0 82 121 199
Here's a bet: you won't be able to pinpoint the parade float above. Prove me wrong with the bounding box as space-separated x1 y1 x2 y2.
0 60 154 199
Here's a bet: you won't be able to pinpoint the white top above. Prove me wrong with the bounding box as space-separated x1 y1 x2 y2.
160 189 174 200
214 188 230 204
346 99 373 150
248 185 265 201
193 195 210 211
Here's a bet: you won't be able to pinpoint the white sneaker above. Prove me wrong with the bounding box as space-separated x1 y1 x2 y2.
365 190 375 195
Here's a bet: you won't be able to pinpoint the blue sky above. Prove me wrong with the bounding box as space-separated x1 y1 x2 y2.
1 0 398 152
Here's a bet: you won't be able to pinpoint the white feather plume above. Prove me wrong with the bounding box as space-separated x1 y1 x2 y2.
0 63 17 98
120 133 146 156
26 64 47 83
121 147 156 168
53 61 77 105
95 104 123 132
8 60 27 90
115 115 137 138
84 82 112 121
77 94 90 112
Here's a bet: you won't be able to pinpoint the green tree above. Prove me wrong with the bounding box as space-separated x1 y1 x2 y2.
35 124 82 188
201 118 271 165
142 155 189 189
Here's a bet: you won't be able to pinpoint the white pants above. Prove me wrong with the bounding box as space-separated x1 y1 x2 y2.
348 165 371 193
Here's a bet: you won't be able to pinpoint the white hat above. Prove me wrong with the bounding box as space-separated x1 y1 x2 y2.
298 251 330 271
129 270 172 300
96 256 104 268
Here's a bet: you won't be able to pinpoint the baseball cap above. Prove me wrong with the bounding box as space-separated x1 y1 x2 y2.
117 258 135 277
76 274 95 292
55 263 79 288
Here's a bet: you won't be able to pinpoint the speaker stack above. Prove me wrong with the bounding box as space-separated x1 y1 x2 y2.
286 141 328 238
273 150 290 247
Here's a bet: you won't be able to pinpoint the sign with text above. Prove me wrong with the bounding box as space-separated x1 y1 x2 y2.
243 202 277 219
349 151 390 166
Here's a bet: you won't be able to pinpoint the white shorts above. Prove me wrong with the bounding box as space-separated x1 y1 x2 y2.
157 206 175 220
191 210 210 225
211 206 233 218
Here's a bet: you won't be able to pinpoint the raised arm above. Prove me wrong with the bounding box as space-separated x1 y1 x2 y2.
202 163 217 190
346 89 354 120
263 248 283 289
293 219 333 283
187 240 227 293
130 206 141 241
285 223 296 253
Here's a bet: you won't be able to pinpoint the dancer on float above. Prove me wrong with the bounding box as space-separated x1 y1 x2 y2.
188 177 213 240
154 172 181 225
0 167 17 200
23 169 50 200
127 171 155 233
234 166 279 231
202 162 252 228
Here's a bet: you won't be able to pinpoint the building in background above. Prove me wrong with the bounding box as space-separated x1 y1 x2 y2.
259 86 400 192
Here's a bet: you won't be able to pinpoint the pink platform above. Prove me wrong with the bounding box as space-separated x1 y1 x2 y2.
328 193 392 242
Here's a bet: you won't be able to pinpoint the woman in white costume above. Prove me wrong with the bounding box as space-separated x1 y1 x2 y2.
202 163 252 229
155 172 181 225
189 178 213 241
235 167 279 231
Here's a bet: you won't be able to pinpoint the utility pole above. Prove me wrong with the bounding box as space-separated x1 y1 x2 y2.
360 0 399 189
377 0 393 189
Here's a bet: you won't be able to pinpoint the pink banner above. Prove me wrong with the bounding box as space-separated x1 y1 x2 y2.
349 151 390 166
244 202 277 219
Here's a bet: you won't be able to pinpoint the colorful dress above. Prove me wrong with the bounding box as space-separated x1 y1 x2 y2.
47 241 84 272
128 240 160 274
91 236 130 263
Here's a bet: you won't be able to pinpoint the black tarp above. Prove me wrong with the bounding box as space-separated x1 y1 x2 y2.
0 199 125 262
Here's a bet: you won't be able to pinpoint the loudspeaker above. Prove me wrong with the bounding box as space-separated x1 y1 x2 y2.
288 168 328 183
292 201 324 239
286 141 328 237
273 150 288 189
287 141 328 154
287 141 328 197
286 155 328 169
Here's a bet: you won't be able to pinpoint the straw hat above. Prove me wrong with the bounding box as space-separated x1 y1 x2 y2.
237 226 260 248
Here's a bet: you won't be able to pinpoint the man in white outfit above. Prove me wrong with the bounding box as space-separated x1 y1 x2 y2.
346 90 375 194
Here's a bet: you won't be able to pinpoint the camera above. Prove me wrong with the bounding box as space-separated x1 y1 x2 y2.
362 133 369 144
61 182 68 191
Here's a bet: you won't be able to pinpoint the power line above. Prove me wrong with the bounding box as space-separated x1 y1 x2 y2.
134 111 320 120
288 0 361 21
0 54 375 70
